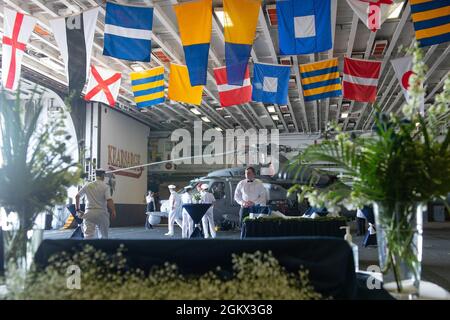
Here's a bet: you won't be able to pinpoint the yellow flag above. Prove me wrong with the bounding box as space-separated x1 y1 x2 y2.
174 0 212 46
168 63 203 105
224 0 261 45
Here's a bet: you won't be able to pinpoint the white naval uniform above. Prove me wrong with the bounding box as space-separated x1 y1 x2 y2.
78 180 112 239
201 191 216 238
181 192 193 238
168 191 183 235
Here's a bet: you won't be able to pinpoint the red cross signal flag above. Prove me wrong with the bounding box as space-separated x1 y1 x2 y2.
1 8 37 91
85 65 122 107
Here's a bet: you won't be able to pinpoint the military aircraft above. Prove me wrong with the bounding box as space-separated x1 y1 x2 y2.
156 151 345 228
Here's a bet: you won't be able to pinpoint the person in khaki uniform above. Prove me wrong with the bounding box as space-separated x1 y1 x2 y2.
75 169 116 239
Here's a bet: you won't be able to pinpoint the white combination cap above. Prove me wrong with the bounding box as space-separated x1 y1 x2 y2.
168 184 176 189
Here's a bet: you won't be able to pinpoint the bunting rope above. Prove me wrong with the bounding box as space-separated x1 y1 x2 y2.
106 149 249 174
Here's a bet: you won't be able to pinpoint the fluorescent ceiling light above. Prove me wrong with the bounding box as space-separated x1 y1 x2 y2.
341 112 349 119
131 64 144 72
215 127 223 132
271 114 280 121
267 106 276 113
224 115 232 119
214 8 233 28
388 2 404 19
201 116 211 123
190 108 201 115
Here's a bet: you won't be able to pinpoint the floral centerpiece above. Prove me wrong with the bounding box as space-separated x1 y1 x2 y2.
288 44 450 297
192 193 202 204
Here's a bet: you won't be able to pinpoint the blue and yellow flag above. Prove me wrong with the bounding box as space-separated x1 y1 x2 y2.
224 0 261 86
299 58 342 102
130 67 165 108
410 0 450 47
168 63 203 105
174 0 212 86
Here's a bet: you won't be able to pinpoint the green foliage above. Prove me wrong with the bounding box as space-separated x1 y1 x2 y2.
9 245 323 300
288 45 450 213
287 44 449 292
0 85 81 265
192 192 202 202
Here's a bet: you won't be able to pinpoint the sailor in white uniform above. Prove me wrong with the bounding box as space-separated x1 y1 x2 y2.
181 186 194 238
165 185 183 236
200 184 216 239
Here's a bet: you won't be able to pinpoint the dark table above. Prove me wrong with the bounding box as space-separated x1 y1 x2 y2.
33 237 393 299
182 203 211 238
241 218 347 239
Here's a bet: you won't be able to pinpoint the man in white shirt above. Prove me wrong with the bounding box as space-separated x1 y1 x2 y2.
200 184 216 238
181 185 194 238
75 169 116 239
234 167 267 225
165 185 183 236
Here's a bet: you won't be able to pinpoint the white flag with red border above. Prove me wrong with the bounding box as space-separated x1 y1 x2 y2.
391 56 424 115
1 8 37 91
84 65 121 107
346 0 396 32
343 57 381 103
213 66 252 107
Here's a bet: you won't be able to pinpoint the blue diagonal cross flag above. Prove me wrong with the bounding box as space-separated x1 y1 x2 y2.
252 63 290 105
103 2 153 62
277 0 332 55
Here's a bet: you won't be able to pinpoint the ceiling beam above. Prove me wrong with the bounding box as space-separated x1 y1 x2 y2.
292 55 311 132
425 70 450 102
324 0 338 131
335 13 359 123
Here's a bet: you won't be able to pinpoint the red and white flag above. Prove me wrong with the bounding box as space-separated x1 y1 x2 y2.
213 66 252 107
346 0 396 32
343 57 381 103
1 8 37 91
391 56 424 114
84 65 121 107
